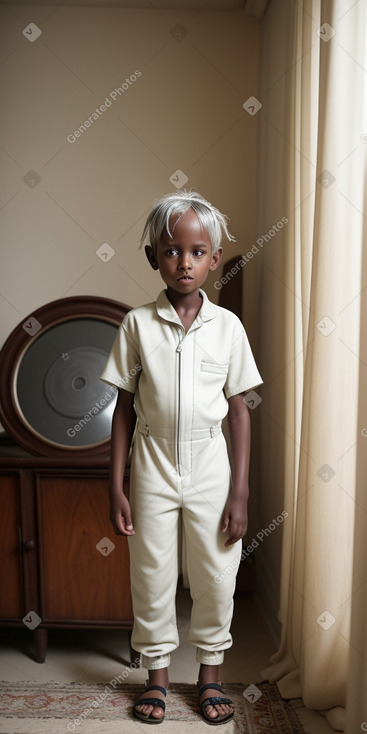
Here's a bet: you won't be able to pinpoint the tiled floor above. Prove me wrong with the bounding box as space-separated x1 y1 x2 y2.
0 584 336 733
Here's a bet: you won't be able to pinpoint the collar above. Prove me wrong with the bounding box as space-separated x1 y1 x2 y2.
155 288 216 327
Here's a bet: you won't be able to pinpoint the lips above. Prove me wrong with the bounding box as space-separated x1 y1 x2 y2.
177 275 193 281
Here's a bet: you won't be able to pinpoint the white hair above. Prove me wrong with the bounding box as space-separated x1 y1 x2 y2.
140 189 236 254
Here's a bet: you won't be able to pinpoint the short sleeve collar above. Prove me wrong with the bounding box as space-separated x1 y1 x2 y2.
155 289 216 326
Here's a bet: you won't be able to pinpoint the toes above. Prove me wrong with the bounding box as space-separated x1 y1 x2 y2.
204 702 234 719
135 703 164 719
216 704 229 715
151 707 164 718
205 704 219 719
219 703 233 713
135 703 153 715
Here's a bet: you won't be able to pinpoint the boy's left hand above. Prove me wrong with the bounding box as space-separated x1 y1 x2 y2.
221 492 248 546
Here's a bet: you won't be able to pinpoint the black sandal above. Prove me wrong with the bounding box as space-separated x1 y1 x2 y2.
198 682 234 726
133 683 167 724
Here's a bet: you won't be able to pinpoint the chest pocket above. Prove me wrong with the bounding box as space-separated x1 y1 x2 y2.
201 361 228 375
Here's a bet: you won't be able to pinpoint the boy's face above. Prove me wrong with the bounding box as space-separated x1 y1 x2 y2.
146 208 222 296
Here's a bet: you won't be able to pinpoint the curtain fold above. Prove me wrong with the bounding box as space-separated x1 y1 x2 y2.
257 1 367 731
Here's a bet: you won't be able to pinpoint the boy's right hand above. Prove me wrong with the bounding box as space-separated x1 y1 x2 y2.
109 491 135 536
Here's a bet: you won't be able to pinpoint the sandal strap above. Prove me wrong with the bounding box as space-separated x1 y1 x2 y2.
143 684 167 696
198 682 223 696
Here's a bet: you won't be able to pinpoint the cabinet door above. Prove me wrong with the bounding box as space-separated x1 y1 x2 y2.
37 475 133 624
0 474 23 619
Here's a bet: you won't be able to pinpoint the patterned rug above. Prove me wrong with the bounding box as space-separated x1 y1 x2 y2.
0 680 305 734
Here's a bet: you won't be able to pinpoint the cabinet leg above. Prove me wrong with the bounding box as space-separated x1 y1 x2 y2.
34 627 48 663
128 629 140 667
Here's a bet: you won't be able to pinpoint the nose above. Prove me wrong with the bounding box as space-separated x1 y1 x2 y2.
179 252 192 270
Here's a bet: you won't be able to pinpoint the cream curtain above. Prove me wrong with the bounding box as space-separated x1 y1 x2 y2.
255 1 367 731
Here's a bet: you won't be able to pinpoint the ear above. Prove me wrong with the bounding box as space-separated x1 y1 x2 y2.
209 247 223 272
145 245 159 271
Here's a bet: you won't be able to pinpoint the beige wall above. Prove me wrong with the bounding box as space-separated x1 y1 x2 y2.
1 4 274 628
0 4 260 348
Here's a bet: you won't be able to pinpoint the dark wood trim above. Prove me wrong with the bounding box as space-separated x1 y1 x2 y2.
1 620 135 629
34 628 48 664
218 255 243 320
0 296 130 458
18 470 40 616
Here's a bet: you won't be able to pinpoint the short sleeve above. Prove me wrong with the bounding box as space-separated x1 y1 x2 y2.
100 318 141 393
224 321 263 398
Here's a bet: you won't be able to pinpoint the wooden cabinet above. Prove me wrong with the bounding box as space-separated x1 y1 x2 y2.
0 472 23 620
0 441 134 663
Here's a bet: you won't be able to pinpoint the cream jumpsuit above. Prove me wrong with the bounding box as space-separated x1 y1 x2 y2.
101 289 262 670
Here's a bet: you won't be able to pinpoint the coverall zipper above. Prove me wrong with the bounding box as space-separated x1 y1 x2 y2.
176 329 185 476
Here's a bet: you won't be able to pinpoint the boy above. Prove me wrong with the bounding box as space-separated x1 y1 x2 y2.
100 190 262 725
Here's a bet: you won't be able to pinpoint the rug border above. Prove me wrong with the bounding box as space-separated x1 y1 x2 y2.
0 679 306 733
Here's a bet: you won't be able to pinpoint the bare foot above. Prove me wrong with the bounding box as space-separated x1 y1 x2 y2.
199 685 234 720
134 687 166 720
134 668 169 721
198 663 234 721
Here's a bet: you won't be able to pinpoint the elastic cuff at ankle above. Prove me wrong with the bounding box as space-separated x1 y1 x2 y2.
141 653 170 670
196 648 224 666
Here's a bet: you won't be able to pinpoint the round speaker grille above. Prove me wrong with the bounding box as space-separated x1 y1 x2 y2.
44 346 111 419
16 318 118 448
